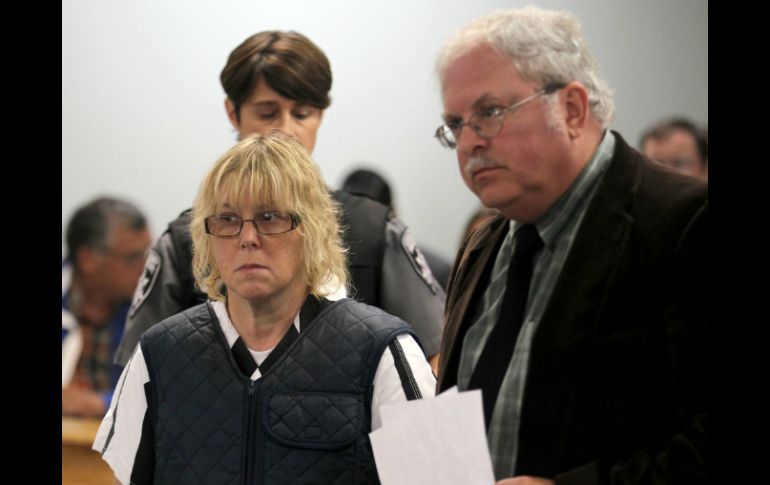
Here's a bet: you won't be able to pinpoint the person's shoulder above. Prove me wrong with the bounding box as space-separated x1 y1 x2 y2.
327 298 409 329
167 208 194 232
156 207 195 254
331 191 390 253
465 213 507 251
610 131 707 211
606 132 707 250
142 301 212 340
446 214 506 299
332 190 390 218
631 152 707 217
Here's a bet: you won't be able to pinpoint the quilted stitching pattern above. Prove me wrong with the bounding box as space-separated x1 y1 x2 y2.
143 305 244 484
143 300 415 484
265 446 357 485
268 302 406 391
266 394 362 446
261 300 414 484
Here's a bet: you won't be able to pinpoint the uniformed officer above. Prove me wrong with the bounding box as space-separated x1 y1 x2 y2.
114 30 445 372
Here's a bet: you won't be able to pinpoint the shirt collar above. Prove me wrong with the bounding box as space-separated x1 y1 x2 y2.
211 300 302 350
512 129 615 246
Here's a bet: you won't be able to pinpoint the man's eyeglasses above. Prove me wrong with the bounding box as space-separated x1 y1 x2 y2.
434 82 566 149
204 211 301 237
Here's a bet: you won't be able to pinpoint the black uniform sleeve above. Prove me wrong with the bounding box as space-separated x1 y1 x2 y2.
113 211 204 366
380 216 446 358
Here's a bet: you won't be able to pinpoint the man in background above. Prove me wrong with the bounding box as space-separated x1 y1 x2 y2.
640 117 708 180
62 196 151 417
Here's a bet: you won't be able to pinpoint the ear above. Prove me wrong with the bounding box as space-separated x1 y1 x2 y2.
562 82 590 139
224 98 240 130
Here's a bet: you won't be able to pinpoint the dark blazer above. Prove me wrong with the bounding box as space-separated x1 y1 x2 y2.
437 133 707 484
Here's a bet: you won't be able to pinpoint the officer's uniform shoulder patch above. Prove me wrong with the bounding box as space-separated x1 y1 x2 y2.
399 229 439 294
128 248 162 318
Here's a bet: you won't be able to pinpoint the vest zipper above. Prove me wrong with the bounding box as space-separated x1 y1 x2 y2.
243 379 259 485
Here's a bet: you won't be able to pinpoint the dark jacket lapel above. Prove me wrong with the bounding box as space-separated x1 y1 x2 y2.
516 132 646 473
438 215 509 391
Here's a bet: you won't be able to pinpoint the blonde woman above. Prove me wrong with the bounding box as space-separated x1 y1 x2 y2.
94 133 435 484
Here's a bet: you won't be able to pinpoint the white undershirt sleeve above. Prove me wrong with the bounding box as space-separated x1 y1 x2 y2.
92 346 151 485
371 334 436 430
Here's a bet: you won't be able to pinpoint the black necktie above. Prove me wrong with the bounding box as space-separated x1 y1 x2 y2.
467 224 543 428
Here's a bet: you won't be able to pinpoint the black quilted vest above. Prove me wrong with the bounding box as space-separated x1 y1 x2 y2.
140 298 415 484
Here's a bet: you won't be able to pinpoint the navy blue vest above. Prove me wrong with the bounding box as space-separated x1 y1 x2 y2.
140 298 416 484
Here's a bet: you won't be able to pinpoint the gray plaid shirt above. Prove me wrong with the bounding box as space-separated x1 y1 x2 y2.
457 130 615 479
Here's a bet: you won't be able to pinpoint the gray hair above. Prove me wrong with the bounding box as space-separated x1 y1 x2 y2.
65 196 147 261
437 6 615 128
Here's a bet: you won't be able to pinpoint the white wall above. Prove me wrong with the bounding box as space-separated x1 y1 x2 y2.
62 0 708 260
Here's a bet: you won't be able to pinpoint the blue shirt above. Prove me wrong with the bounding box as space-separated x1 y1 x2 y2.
62 259 128 409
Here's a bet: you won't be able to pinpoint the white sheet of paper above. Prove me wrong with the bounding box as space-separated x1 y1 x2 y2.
370 388 494 485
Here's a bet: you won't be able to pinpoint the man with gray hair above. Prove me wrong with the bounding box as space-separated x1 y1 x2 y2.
62 197 151 417
434 7 707 484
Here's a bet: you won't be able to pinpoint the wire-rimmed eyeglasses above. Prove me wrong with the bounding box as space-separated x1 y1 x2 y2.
204 211 301 237
434 82 567 149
